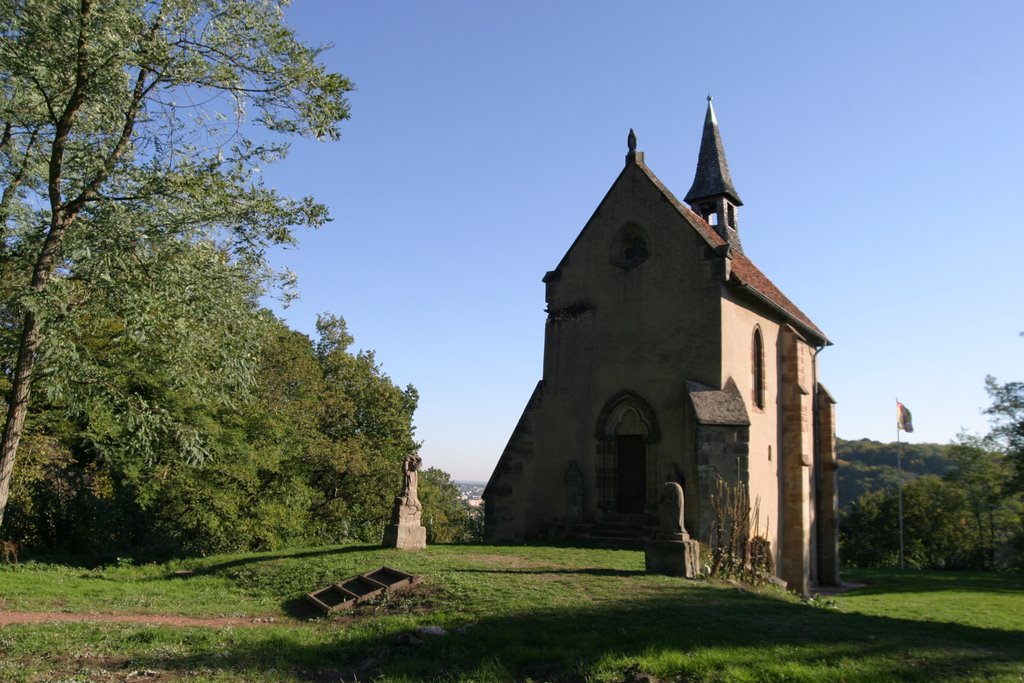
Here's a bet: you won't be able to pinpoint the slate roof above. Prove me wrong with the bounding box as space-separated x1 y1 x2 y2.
684 98 743 206
636 161 829 345
686 379 750 426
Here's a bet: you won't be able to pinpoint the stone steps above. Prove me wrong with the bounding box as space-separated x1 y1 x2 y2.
548 514 656 549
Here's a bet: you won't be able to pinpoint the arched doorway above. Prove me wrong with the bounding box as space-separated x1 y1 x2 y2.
595 392 659 515
615 409 647 514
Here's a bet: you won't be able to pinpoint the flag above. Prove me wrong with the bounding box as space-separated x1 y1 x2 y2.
897 401 914 433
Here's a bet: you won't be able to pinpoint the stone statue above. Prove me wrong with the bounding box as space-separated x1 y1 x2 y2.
401 452 422 509
645 481 700 578
382 451 427 550
565 460 584 522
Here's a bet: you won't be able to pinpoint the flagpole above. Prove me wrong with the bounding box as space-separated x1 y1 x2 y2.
896 399 905 570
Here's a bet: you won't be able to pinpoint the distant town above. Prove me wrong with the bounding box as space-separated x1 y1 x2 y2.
455 481 485 508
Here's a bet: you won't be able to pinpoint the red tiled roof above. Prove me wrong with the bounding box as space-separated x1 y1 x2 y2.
636 161 829 344
729 252 828 343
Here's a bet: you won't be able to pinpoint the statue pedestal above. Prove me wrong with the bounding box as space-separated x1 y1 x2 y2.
382 522 426 550
645 538 700 578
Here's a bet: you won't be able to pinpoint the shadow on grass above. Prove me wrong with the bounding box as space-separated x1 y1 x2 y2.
843 568 1024 596
451 567 647 577
173 544 382 579
118 584 1023 682
282 596 328 621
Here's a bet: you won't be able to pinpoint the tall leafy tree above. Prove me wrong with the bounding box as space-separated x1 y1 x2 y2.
946 434 1022 568
309 314 419 542
419 466 477 543
841 475 973 569
0 0 352 528
985 373 1024 493
3 310 425 559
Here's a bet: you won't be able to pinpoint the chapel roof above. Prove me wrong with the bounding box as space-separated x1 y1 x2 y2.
636 159 829 345
684 97 743 206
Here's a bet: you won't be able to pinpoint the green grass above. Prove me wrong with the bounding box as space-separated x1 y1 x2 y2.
835 568 1024 631
0 545 1021 682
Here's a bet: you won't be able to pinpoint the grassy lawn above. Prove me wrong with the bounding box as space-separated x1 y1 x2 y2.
0 544 1021 682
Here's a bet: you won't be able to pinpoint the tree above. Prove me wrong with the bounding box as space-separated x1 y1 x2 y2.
984 374 1024 493
419 466 475 543
946 434 1022 569
840 432 1024 570
841 475 973 569
307 314 419 542
0 0 353 529
3 310 426 559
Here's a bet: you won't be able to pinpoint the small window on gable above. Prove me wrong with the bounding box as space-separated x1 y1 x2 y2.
752 327 765 410
609 224 650 269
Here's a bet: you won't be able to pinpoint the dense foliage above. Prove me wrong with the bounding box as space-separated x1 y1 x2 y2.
839 431 1024 570
985 370 1024 493
0 1 478 559
1 311 476 559
0 0 353 528
419 467 482 544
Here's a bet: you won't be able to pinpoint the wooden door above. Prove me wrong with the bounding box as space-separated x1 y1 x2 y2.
616 435 646 514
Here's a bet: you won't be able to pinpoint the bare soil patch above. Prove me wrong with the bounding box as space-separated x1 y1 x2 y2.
1 582 451 629
0 610 281 628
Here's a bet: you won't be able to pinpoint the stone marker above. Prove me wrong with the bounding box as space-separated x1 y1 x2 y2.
382 452 427 550
644 482 700 578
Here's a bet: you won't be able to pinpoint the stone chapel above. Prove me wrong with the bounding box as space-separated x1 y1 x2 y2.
483 99 839 592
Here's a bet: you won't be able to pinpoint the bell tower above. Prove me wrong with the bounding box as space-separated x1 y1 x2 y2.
684 97 744 253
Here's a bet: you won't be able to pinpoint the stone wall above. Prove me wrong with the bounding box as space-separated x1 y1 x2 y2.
483 382 544 542
779 325 812 595
695 423 750 539
814 383 840 585
719 291 783 553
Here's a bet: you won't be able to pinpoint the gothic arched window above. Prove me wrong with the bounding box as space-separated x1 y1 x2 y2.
752 327 766 410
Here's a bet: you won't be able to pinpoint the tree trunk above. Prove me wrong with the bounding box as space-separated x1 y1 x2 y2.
986 509 995 568
0 311 44 529
0 210 73 529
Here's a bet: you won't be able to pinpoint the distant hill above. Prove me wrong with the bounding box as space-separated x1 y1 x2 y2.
836 437 952 509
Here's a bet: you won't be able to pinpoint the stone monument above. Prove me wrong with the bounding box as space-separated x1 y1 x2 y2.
382 452 427 550
644 482 700 578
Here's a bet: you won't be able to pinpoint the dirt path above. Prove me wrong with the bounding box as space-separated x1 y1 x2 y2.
0 610 286 628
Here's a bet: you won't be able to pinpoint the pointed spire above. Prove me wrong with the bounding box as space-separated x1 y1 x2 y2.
684 96 743 206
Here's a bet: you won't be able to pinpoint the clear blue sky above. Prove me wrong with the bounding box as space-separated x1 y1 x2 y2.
261 1 1023 481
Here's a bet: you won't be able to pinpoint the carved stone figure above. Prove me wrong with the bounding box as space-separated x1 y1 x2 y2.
382 452 427 550
400 452 422 510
